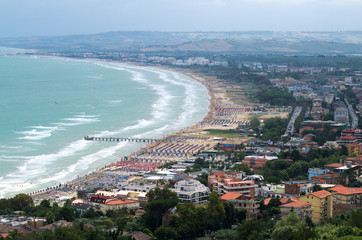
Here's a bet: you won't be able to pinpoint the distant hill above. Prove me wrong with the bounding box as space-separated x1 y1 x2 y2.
1 31 362 55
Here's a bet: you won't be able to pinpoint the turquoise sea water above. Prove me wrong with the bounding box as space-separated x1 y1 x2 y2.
0 55 209 198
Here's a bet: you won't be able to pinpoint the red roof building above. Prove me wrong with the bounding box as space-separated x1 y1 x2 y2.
337 135 357 146
280 200 312 219
299 126 314 135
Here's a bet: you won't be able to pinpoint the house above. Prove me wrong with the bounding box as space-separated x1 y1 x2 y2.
97 199 140 214
284 181 313 196
337 135 357 146
220 192 251 201
226 199 260 220
280 200 312 219
299 126 314 135
329 185 362 215
332 162 361 185
308 168 329 181
325 163 344 173
208 171 226 187
88 194 113 204
342 129 362 143
38 220 73 231
172 179 210 204
212 179 257 197
346 143 362 156
298 190 333 222
72 203 91 215
124 231 153 240
221 192 259 220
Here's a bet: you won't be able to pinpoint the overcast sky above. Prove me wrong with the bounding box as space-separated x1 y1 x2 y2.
1 0 362 37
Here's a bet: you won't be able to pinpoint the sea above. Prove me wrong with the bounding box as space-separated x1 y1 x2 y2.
0 51 209 198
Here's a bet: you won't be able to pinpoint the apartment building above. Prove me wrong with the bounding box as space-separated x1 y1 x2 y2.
298 190 333 222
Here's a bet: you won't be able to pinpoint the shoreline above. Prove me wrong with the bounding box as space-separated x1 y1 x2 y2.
18 58 287 200
25 60 218 200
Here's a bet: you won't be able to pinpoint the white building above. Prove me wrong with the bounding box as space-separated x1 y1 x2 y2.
172 179 210 204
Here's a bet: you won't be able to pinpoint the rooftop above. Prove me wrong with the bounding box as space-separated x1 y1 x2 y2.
106 199 138 206
325 163 343 168
329 185 362 195
281 200 311 208
310 190 332 199
220 192 243 201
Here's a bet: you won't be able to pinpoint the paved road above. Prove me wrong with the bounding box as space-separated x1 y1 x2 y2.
284 106 302 135
345 99 358 129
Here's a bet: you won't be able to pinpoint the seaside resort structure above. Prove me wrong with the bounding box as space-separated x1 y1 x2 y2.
172 179 210 204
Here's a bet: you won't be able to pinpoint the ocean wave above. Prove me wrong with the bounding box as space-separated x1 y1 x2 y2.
121 119 154 132
87 74 103 79
105 99 122 104
58 115 100 127
5 139 90 179
99 63 175 120
16 128 56 141
15 114 99 141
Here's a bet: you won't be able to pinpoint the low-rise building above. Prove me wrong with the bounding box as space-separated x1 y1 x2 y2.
98 199 139 214
328 185 362 215
213 178 257 197
220 192 259 220
308 168 329 181
337 135 357 146
285 181 313 196
280 200 312 219
227 199 260 220
298 190 333 222
172 179 210 204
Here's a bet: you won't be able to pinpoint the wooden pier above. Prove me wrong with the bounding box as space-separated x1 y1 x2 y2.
84 136 172 143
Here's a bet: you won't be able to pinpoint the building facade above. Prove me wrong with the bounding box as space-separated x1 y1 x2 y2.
298 190 333 222
172 179 210 204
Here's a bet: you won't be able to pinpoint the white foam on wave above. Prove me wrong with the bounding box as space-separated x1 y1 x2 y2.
87 74 103 79
134 67 206 127
98 62 175 120
133 124 170 139
15 114 99 141
122 119 154 131
4 139 90 180
57 114 100 127
105 99 122 104
16 125 61 141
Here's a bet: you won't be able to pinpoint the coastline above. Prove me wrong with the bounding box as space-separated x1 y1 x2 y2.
23 59 287 201
28 60 218 200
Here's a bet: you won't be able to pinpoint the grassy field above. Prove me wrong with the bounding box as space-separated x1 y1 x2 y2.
203 129 241 138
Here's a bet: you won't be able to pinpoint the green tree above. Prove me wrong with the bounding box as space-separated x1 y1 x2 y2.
143 187 179 230
154 226 177 240
10 194 34 211
46 210 55 224
232 163 252 175
82 208 100 218
271 212 317 240
249 117 260 129
59 206 75 222
212 229 238 240
40 199 51 209
207 192 226 231
104 218 114 230
237 219 273 240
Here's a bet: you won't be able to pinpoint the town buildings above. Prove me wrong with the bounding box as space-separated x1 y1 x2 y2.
172 179 210 204
280 200 312 219
298 190 333 222
329 185 362 215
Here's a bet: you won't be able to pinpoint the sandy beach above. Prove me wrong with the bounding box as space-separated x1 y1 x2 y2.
30 63 288 201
